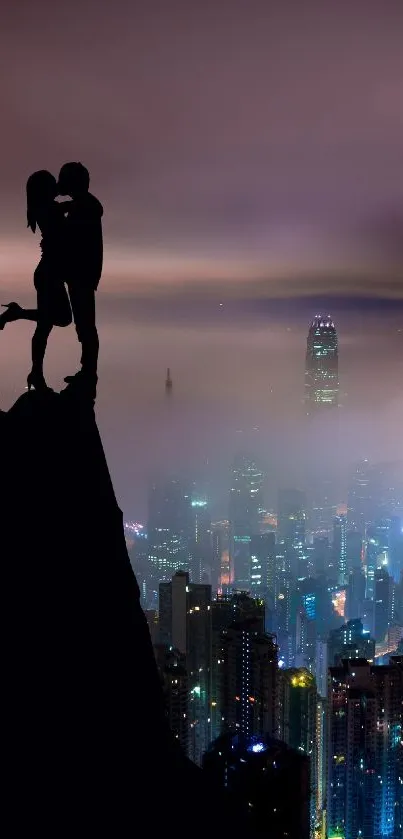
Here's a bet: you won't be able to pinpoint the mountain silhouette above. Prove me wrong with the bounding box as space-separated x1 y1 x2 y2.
0 387 243 835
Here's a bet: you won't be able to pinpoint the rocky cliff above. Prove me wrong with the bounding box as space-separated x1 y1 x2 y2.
0 388 242 835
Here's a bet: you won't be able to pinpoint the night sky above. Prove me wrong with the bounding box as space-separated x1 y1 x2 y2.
1 0 403 517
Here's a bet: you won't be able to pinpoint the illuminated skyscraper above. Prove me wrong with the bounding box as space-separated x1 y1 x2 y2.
278 668 318 837
333 514 347 586
315 696 327 838
210 592 265 741
278 488 307 578
327 656 403 839
229 455 264 588
305 315 339 411
219 616 277 740
189 495 212 584
159 571 212 766
249 532 276 599
211 519 231 592
147 479 191 587
327 618 375 667
373 567 395 642
365 519 390 600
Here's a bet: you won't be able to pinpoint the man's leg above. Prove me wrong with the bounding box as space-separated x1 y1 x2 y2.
68 285 99 379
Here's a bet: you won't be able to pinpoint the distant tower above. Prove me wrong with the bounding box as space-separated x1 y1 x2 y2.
229 455 264 588
165 367 172 393
305 315 339 412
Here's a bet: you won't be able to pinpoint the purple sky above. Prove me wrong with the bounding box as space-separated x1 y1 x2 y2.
1 0 403 517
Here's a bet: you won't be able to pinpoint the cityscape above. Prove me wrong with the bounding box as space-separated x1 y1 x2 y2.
2 2 403 836
125 315 402 839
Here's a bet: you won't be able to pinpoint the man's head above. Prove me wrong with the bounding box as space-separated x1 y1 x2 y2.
57 162 90 198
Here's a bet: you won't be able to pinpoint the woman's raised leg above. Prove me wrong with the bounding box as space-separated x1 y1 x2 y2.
0 302 39 330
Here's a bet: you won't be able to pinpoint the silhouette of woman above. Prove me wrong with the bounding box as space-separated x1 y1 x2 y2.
0 170 72 390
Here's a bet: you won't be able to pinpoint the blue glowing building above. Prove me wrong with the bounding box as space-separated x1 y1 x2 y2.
327 656 402 839
365 520 391 601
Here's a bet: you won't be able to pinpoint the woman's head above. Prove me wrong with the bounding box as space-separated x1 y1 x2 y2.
26 170 57 233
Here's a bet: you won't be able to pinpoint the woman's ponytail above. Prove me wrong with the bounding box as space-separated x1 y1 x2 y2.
25 170 56 235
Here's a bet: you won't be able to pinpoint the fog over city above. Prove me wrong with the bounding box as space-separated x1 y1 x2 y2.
2 292 402 519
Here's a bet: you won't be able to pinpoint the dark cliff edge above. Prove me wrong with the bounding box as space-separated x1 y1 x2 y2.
0 389 243 835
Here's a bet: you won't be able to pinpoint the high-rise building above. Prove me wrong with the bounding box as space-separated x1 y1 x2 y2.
147 480 191 588
127 527 151 606
278 489 306 546
159 571 211 765
295 578 319 671
278 489 307 578
315 695 327 838
295 606 317 673
312 535 333 577
315 640 328 699
154 644 189 755
203 733 311 839
387 516 403 585
348 460 384 536
374 567 395 642
305 315 339 411
229 455 264 589
327 618 375 667
278 668 318 837
365 519 390 600
327 656 403 839
345 567 366 621
249 533 276 623
188 495 213 584
210 592 265 742
310 478 338 537
275 570 296 668
211 519 231 592
346 528 363 573
389 516 403 584
333 514 347 586
219 616 277 740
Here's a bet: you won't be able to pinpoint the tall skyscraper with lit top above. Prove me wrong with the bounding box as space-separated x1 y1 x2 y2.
305 315 339 412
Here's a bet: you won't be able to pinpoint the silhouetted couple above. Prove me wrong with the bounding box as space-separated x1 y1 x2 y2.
0 163 103 392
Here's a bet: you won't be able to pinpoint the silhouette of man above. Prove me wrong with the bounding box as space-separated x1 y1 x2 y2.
57 162 103 384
